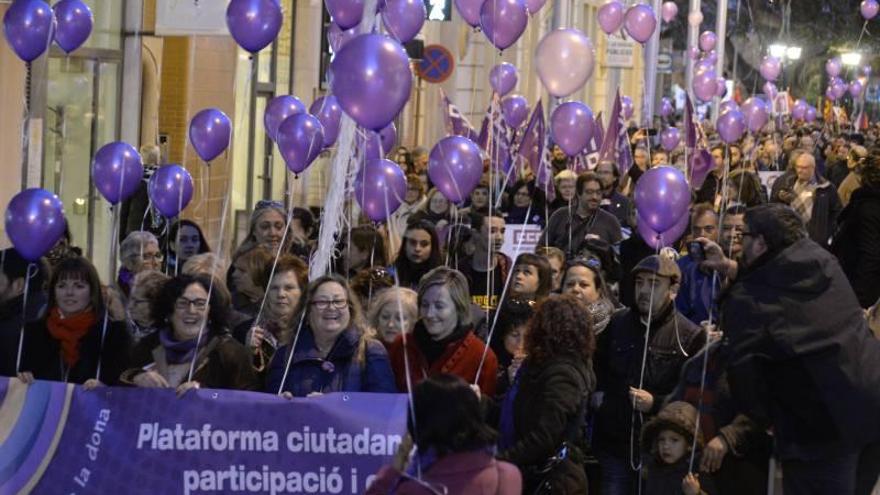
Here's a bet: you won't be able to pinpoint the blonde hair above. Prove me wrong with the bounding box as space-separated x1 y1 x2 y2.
417 267 473 328
181 252 227 281
367 287 418 332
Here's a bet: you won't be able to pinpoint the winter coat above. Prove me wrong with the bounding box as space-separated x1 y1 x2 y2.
266 326 396 396
121 330 260 391
593 306 706 458
601 191 635 231
642 457 718 495
498 354 595 494
771 173 842 247
538 205 623 258
19 313 131 385
366 450 522 495
831 184 880 308
0 291 47 377
675 254 720 325
720 238 880 461
389 323 498 396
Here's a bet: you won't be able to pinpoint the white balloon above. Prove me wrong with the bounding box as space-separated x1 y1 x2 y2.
535 28 595 98
687 11 703 26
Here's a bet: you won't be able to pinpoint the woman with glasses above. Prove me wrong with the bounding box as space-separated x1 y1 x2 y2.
118 231 162 296
18 256 131 387
121 274 259 394
392 220 441 290
503 179 546 227
266 275 396 397
561 258 616 335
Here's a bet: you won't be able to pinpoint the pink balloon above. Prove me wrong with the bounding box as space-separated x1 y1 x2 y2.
659 127 680 151
741 96 769 132
535 28 596 98
698 31 717 51
688 46 700 60
624 3 657 44
849 80 864 98
597 0 625 34
687 11 703 26
763 81 778 101
693 69 718 102
621 95 634 120
702 50 718 64
694 59 714 75
717 108 745 143
862 0 879 20
826 58 842 78
660 1 677 22
760 56 781 81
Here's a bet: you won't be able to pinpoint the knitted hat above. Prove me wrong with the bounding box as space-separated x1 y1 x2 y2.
631 251 681 284
641 401 703 451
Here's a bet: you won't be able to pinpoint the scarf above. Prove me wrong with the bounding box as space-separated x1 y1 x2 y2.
47 306 97 367
117 266 135 296
414 323 469 366
159 328 206 365
791 178 817 225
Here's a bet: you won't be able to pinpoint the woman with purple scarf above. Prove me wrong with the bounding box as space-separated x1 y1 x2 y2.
120 274 259 394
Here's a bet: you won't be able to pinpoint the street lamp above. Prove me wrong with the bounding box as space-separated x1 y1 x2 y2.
842 52 862 66
786 46 802 60
768 43 802 62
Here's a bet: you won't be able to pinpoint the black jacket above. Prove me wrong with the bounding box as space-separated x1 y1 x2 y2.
771 173 842 247
720 238 880 461
0 291 47 377
831 185 880 308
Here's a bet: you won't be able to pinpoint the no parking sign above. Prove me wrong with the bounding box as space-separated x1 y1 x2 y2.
417 45 455 83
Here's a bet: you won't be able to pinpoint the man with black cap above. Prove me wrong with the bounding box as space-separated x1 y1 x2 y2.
592 252 706 495
0 249 47 377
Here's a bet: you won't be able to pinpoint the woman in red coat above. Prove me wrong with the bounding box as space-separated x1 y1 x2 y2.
388 267 498 396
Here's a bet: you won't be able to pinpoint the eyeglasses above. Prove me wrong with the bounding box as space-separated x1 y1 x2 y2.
310 299 348 310
141 252 164 262
175 298 208 311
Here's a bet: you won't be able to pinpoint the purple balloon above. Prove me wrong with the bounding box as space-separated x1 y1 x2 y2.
309 95 343 147
501 94 529 128
480 0 528 51
525 0 547 15
826 58 842 78
362 123 398 159
92 142 144 205
694 59 714 75
763 81 778 101
226 0 283 54
825 86 837 102
264 95 306 142
687 46 700 60
354 159 408 222
717 108 746 143
760 56 781 81
831 78 848 99
489 63 518 96
864 65 873 76
597 0 625 35
327 22 357 52
2 0 54 63
850 80 864 98
621 95 634 120
550 101 595 157
638 211 689 250
330 34 412 131
715 78 727 97
454 0 483 28
53 0 92 54
792 99 807 120
382 0 425 43
428 136 484 203
805 106 817 123
741 97 769 132
661 1 678 22
693 69 718 102
863 0 880 19
148 165 194 218
326 0 364 29
698 31 717 51
624 3 657 44
277 113 325 175
659 127 680 152
659 97 674 117
189 108 231 162
634 165 690 232
702 50 718 64
687 148 713 189
5 188 67 262
719 100 739 115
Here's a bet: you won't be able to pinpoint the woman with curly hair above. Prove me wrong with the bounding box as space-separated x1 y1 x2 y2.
497 294 597 494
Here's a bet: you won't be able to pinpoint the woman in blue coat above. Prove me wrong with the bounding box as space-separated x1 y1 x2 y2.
266 274 397 397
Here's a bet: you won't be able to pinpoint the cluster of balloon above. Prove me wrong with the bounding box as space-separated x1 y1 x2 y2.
3 0 93 63
597 1 657 44
362 123 398 160
550 101 595 157
226 0 284 54
659 127 680 152
428 136 484 203
791 99 818 123
716 106 746 143
5 188 68 262
634 166 690 249
148 165 194 218
691 30 727 102
658 97 674 118
489 63 518 96
189 109 232 163
862 0 879 20
92 142 144 205
354 159 408 222
535 28 595 98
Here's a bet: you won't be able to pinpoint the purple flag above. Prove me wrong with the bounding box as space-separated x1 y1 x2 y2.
684 94 697 149
598 91 633 177
440 88 479 142
517 100 544 174
536 130 556 203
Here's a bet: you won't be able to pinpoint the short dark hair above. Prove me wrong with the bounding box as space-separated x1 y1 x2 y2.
745 204 807 253
152 274 232 335
471 212 504 232
576 172 602 195
513 253 552 300
166 219 211 256
348 225 388 267
292 207 315 234
48 256 103 313
409 374 497 456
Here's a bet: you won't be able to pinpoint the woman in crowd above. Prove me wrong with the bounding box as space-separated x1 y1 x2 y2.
229 247 274 317
504 179 546 226
392 220 442 290
121 274 259 393
388 174 426 255
234 255 308 382
388 267 498 396
535 246 566 292
337 225 389 279
497 294 596 494
266 275 396 397
489 297 533 397
126 270 171 345
561 258 616 334
410 188 458 244
509 253 552 303
118 231 162 296
18 256 131 386
165 219 210 275
367 286 418 348
549 170 579 214
350 266 395 310
233 200 291 258
367 374 522 494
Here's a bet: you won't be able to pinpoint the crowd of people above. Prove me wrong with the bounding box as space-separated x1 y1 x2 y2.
2 118 880 495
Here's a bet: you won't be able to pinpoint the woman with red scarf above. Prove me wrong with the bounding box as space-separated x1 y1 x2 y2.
18 256 131 386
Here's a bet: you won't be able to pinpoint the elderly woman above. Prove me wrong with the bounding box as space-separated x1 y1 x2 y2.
266 275 396 397
497 294 596 494
389 267 498 395
121 274 259 393
118 231 162 296
18 256 131 386
549 169 578 214
392 220 442 290
127 270 171 345
165 220 211 275
561 258 617 334
367 287 418 348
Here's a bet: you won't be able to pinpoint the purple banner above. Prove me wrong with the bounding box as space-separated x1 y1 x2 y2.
0 378 408 495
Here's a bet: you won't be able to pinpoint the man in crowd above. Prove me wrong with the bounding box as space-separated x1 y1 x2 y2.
676 203 721 325
772 152 841 247
838 144 868 207
595 159 634 231
0 249 47 377
458 213 509 314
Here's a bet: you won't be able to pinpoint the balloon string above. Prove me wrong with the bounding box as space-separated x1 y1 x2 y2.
251 194 297 340
688 270 718 473
14 263 37 375
95 204 121 382
629 272 658 473
276 311 308 395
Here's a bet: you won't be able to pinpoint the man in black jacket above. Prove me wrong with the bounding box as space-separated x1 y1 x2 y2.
771 151 841 248
0 249 47 377
701 203 880 494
